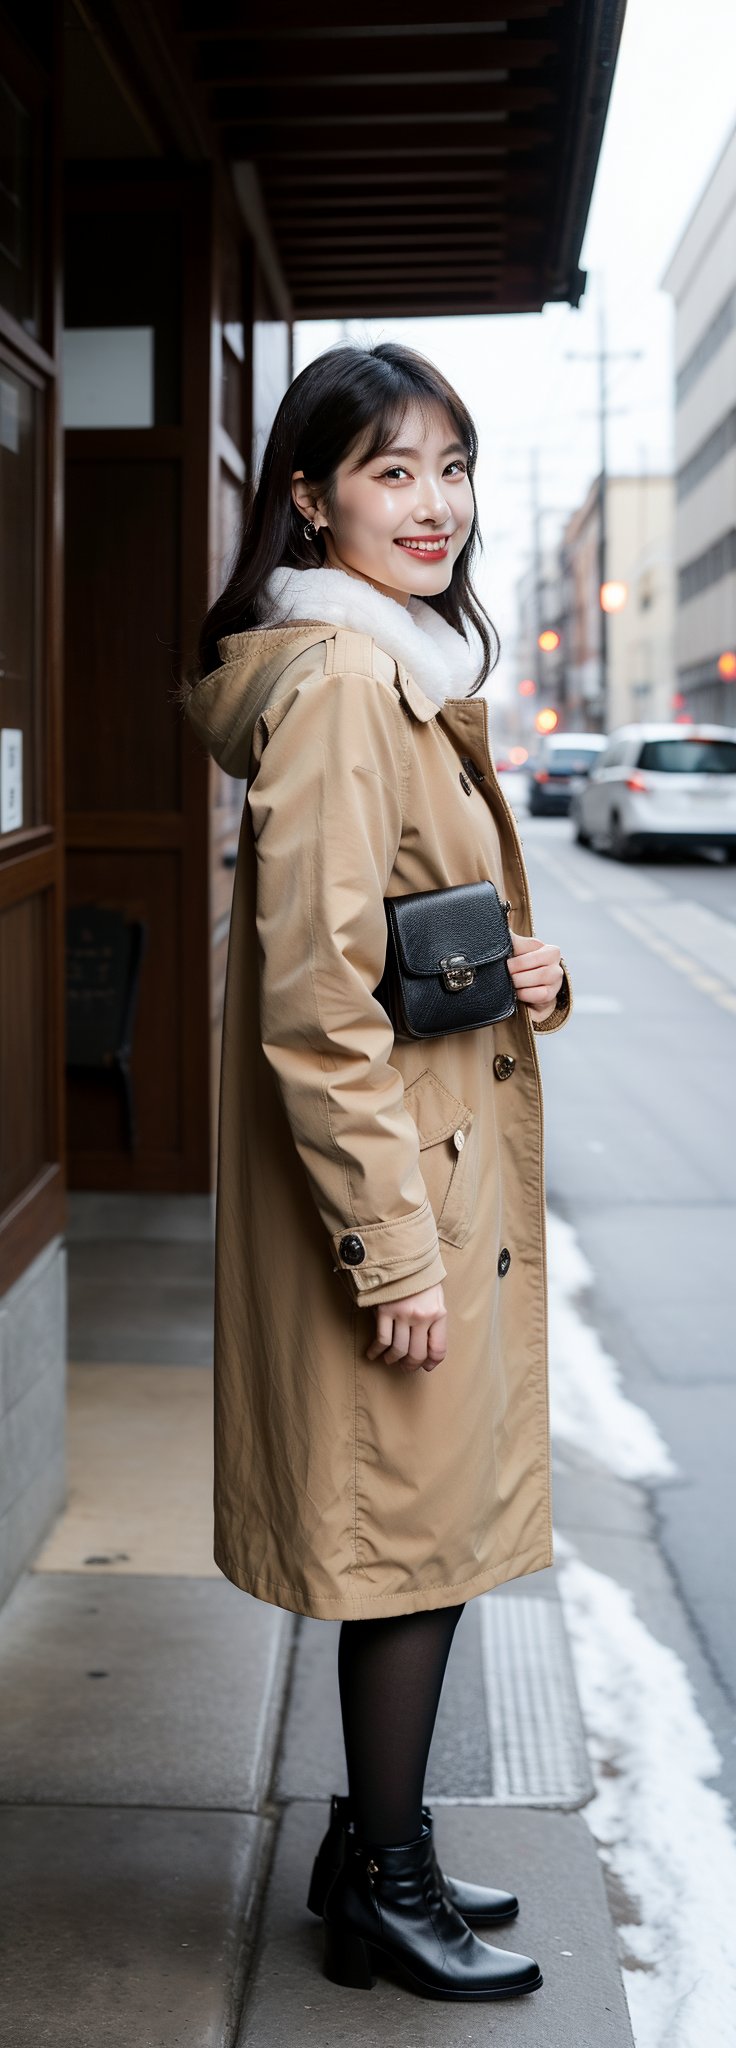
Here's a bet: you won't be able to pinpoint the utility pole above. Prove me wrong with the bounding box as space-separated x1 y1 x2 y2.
530 446 542 659
566 283 641 730
597 294 609 731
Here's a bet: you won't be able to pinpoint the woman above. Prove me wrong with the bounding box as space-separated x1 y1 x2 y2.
183 340 572 2003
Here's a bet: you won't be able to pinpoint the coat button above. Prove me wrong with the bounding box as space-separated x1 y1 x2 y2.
493 1053 516 1081
339 1233 366 1266
453 1128 465 1151
498 1246 511 1276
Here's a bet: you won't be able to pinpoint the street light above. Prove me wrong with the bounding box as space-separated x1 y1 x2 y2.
717 651 736 680
518 678 537 696
600 580 628 613
535 707 558 733
538 628 561 652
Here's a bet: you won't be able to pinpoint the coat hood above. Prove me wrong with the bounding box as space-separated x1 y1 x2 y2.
181 623 337 778
181 565 484 778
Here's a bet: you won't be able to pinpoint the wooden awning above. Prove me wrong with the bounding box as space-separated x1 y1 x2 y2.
182 0 626 317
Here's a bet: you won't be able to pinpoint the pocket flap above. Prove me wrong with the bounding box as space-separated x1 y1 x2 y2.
403 1067 474 1148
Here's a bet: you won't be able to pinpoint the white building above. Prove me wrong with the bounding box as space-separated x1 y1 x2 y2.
560 473 674 732
661 122 736 725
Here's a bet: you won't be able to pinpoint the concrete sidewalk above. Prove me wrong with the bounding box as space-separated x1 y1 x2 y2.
0 1200 635 2046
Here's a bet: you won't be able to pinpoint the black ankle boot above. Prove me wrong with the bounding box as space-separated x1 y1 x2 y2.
322 1823 542 2001
307 1792 519 1925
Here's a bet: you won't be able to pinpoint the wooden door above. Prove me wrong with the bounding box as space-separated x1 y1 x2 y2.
0 7 65 1291
63 167 213 1190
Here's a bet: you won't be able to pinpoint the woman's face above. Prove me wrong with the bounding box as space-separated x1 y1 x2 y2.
292 402 476 606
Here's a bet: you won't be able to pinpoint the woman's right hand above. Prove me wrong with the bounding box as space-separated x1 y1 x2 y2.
365 1283 448 1373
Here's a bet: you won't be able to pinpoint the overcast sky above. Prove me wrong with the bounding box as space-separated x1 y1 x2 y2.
294 0 736 703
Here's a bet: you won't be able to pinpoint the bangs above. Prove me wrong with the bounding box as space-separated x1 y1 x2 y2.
344 367 477 475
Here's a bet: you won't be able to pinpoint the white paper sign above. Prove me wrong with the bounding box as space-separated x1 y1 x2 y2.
62 327 155 428
1 729 23 833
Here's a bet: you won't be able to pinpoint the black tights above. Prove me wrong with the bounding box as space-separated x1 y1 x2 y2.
337 1603 465 1846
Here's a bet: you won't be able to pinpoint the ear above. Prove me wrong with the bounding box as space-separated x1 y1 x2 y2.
291 468 317 520
291 469 323 527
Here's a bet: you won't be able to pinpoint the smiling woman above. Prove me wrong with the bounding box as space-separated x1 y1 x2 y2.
183 339 570 2006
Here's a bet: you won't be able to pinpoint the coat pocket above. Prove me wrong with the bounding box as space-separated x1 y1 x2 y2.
402 1067 478 1250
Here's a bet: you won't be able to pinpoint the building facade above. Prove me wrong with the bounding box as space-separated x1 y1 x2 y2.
661 122 736 725
559 473 674 732
0 2 294 1602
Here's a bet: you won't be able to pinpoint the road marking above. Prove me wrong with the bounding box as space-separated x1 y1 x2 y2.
522 840 596 902
644 899 736 992
611 904 736 1014
525 834 667 909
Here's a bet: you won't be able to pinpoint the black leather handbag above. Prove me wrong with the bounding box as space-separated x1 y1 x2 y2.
373 879 517 1041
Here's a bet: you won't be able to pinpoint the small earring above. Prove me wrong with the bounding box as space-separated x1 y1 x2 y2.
303 519 318 541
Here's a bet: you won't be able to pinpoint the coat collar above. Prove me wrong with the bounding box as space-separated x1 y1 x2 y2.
256 564 484 711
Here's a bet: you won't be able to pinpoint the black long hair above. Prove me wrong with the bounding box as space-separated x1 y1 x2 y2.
197 340 499 689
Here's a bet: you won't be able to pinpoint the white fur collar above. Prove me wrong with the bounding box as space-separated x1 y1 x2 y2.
256 565 483 707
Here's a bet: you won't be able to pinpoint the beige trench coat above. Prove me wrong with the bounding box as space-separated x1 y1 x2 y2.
184 622 573 1619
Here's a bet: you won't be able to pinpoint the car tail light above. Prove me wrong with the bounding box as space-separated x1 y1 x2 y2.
625 772 650 793
533 770 549 783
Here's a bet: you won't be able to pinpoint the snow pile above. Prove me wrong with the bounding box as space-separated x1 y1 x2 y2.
547 1208 676 1482
559 1550 736 2048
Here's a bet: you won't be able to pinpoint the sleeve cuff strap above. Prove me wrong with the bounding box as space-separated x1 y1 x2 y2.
331 1198 446 1303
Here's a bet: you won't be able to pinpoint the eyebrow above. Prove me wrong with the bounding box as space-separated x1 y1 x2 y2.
378 441 467 461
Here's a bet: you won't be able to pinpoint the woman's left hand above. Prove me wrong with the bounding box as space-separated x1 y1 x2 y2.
507 929 564 1025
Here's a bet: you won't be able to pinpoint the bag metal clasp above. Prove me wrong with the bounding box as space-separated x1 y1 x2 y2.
439 954 476 993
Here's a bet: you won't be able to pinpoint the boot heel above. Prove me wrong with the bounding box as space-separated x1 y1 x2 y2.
323 1922 376 1990
306 1857 327 1917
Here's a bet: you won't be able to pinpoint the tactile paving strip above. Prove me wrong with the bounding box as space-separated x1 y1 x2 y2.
478 1596 593 1809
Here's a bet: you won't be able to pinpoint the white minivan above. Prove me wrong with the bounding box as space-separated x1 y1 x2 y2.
571 722 736 859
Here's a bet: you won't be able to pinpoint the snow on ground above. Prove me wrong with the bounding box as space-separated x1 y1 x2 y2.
546 1207 676 1482
558 1549 736 2048
546 1206 736 2047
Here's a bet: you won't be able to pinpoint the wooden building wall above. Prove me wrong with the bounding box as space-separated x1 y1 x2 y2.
0 5 65 1294
1 0 293 1292
61 166 281 1192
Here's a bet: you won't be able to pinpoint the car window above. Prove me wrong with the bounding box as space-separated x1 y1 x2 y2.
595 740 627 769
638 738 736 774
547 747 603 771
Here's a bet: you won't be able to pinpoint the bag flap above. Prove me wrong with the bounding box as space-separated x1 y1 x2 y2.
388 880 512 978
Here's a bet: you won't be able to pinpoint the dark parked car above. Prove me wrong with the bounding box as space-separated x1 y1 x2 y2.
527 732 608 815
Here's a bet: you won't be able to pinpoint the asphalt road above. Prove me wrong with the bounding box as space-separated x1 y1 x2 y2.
504 775 736 1805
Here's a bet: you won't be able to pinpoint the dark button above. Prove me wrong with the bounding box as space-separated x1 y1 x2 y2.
461 755 486 785
459 770 473 796
493 1052 516 1081
339 1233 366 1267
497 1246 511 1277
